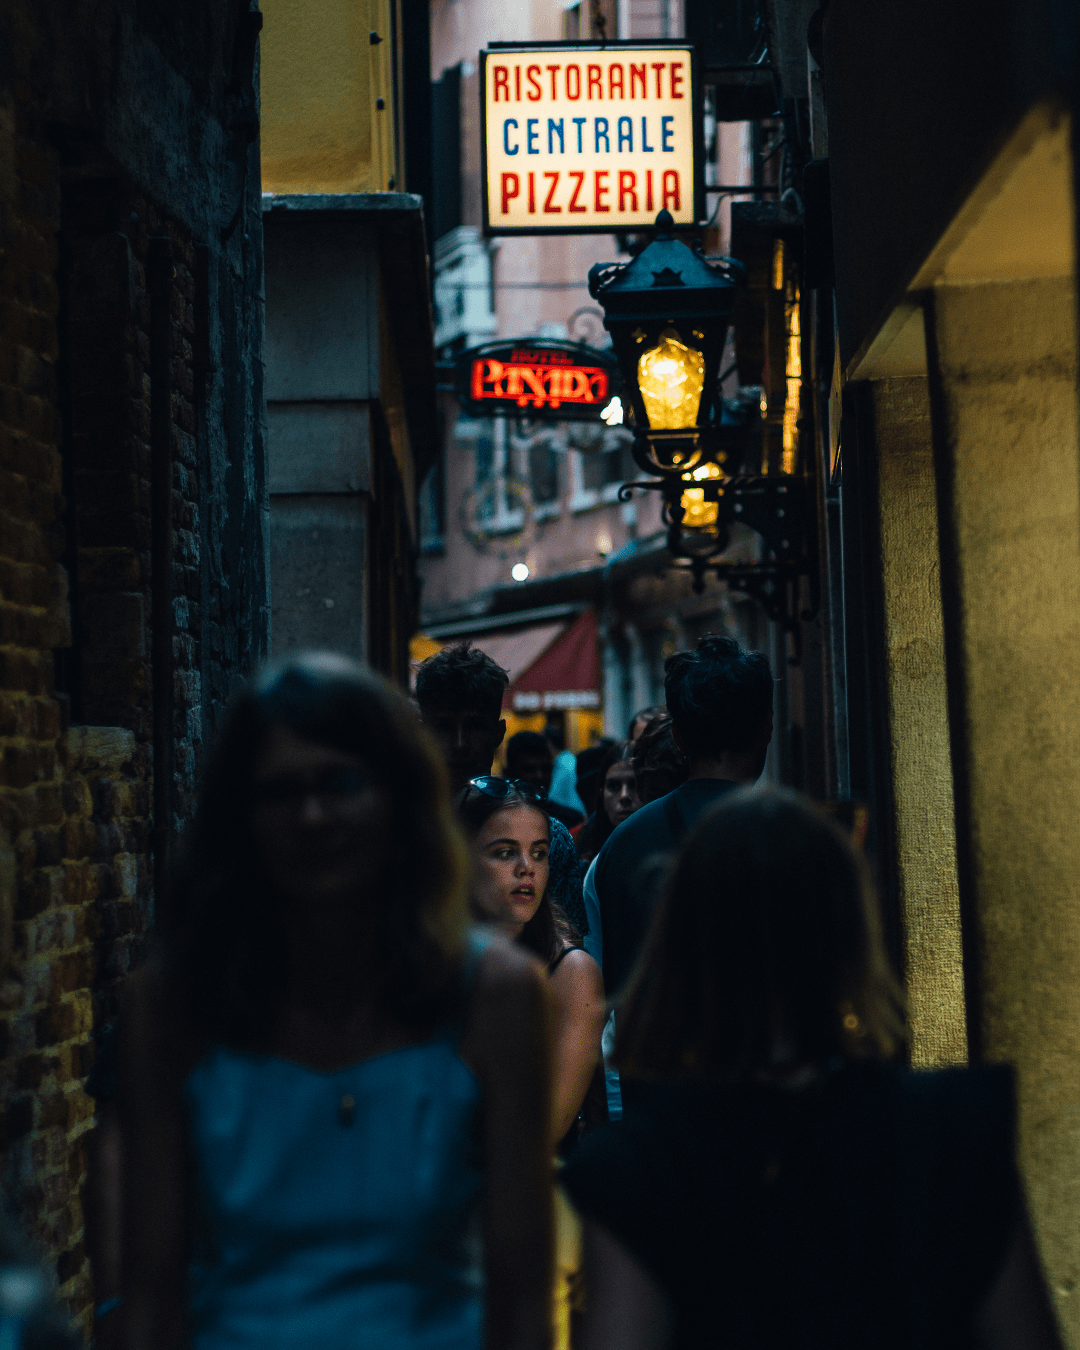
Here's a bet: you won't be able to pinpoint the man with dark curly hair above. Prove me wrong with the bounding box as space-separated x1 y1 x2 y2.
593 634 774 1003
417 642 588 935
415 642 510 794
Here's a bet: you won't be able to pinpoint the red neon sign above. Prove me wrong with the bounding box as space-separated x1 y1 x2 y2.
471 349 609 409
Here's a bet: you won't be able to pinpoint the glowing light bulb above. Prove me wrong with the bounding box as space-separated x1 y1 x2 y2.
600 396 624 426
511 562 530 582
637 328 705 430
680 460 724 530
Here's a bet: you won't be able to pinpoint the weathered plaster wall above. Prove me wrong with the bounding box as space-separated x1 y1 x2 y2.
930 275 1080 1337
871 376 966 1068
260 0 398 193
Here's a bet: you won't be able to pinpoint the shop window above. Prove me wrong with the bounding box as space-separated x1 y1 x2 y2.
528 437 561 518
461 415 523 533
570 437 634 512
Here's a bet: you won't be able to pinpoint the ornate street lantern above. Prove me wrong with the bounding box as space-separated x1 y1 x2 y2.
588 209 744 476
588 210 816 654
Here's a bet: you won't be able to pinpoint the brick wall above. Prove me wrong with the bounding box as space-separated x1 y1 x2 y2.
0 112 177 1335
64 180 205 851
0 106 100 1330
2 726 150 1329
0 0 269 1331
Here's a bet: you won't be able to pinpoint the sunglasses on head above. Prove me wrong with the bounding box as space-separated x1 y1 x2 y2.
464 775 548 803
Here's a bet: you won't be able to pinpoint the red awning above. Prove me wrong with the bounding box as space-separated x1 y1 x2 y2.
461 622 568 686
510 608 600 711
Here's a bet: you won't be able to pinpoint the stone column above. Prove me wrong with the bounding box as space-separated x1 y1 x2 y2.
927 274 1080 1325
870 375 966 1067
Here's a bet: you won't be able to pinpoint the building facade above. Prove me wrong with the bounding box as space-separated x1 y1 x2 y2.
259 0 438 684
761 0 1080 1338
420 0 769 754
0 0 268 1331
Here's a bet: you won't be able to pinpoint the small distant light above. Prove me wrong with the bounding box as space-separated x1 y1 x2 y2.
600 396 624 426
596 532 613 557
511 563 530 582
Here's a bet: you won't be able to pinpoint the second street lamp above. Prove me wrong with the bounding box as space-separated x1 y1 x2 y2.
588 210 817 653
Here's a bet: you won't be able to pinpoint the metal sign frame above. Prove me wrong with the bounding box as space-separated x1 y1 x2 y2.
454 338 622 421
480 41 705 236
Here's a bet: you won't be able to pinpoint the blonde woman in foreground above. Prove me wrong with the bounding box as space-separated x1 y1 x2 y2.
562 789 1063 1350
121 655 553 1350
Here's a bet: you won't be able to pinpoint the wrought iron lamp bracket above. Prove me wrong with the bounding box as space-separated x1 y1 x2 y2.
615 467 817 658
709 474 807 569
615 472 807 568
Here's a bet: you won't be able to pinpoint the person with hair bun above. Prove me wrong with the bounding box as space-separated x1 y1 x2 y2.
564 790 1063 1350
591 634 774 1011
120 654 554 1350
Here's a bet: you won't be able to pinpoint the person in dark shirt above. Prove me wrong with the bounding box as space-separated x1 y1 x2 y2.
592 634 772 1003
505 730 585 829
571 744 612 840
563 791 1063 1350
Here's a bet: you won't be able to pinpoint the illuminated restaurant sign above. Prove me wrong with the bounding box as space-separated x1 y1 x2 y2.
454 340 622 421
481 42 701 234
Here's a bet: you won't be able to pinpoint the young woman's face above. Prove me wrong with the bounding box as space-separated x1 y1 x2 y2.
602 760 641 828
249 724 391 910
471 805 550 936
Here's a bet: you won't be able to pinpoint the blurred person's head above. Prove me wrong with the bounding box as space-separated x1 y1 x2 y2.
664 634 773 781
458 781 567 964
628 705 666 743
416 642 509 792
543 718 565 752
615 789 903 1081
575 741 641 863
161 653 470 1045
631 713 690 804
575 742 612 816
600 742 641 829
505 730 555 794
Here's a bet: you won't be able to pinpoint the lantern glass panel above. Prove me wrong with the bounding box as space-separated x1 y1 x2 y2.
637 327 705 430
681 460 723 529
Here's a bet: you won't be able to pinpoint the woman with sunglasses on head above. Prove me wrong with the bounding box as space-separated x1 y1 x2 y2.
562 789 1063 1350
459 778 606 1150
459 779 608 1350
119 655 554 1350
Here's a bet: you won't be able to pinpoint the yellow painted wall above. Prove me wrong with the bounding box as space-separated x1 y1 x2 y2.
871 376 967 1068
494 708 606 775
930 274 1080 1337
261 0 398 194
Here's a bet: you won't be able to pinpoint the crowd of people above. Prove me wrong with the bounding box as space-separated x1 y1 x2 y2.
67 635 1064 1349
